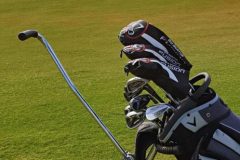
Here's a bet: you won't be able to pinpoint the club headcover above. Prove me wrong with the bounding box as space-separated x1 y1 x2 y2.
124 58 190 100
121 44 181 68
118 20 192 71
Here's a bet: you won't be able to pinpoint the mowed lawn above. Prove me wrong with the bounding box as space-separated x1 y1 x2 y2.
0 0 239 159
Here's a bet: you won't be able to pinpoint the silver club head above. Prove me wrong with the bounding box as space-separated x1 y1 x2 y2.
126 77 149 94
146 104 173 121
125 110 145 129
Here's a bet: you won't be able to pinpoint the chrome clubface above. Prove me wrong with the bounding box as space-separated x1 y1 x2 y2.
126 77 149 94
124 77 149 101
125 108 145 129
146 104 172 121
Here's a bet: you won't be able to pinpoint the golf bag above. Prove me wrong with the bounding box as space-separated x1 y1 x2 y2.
135 82 240 160
119 20 240 160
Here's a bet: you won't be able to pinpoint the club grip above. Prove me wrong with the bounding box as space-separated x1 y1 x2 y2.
18 30 38 41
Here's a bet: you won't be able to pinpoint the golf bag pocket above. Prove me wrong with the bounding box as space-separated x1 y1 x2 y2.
118 19 192 71
159 93 230 149
124 58 190 99
202 112 240 160
202 131 240 160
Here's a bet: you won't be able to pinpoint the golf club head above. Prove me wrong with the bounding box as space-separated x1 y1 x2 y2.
125 110 145 129
126 77 149 94
146 104 173 121
124 77 149 101
129 94 151 111
124 105 132 115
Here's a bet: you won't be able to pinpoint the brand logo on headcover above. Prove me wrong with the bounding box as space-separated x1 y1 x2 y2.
160 36 167 41
127 22 145 36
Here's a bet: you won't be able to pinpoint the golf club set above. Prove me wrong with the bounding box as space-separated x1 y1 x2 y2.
123 77 171 129
18 20 239 160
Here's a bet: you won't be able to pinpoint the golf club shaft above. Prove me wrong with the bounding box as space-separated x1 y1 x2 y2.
18 30 128 158
144 84 164 103
146 146 157 160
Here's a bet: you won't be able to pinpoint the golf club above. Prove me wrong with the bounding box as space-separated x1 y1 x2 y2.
125 110 145 129
129 94 151 111
125 77 164 103
146 104 174 121
126 77 149 94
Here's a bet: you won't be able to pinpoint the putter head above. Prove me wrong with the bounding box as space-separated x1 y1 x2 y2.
146 104 173 121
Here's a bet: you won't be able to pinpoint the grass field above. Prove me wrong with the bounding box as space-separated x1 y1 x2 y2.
0 0 240 159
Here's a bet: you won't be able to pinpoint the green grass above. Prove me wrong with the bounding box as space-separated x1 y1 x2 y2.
0 0 240 159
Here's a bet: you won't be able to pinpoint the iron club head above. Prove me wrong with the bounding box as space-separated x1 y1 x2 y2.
126 77 149 94
146 104 174 121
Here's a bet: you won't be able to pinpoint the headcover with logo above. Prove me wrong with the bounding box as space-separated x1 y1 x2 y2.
118 20 192 71
124 58 190 100
121 44 181 67
119 20 192 100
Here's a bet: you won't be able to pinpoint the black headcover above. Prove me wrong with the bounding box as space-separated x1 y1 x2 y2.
119 20 193 99
119 20 192 71
124 58 190 100
121 44 181 67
